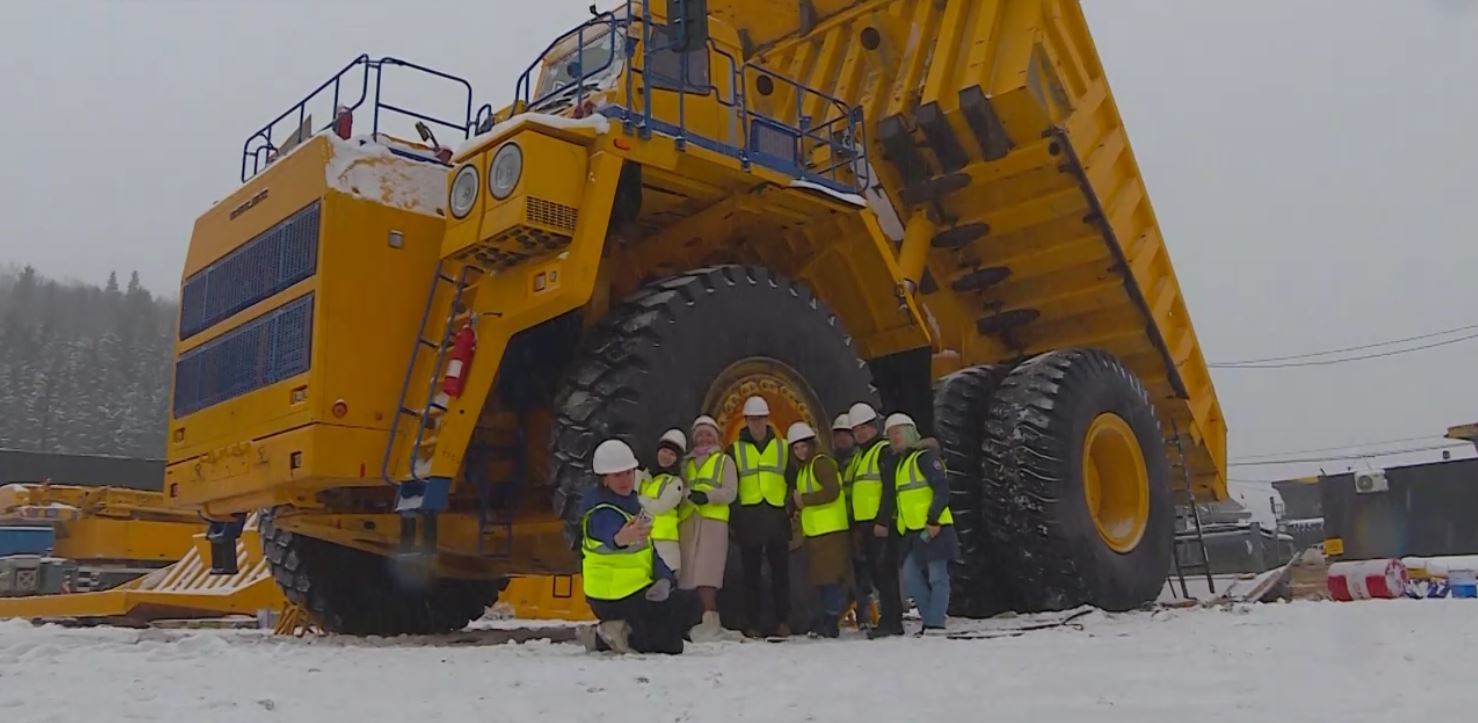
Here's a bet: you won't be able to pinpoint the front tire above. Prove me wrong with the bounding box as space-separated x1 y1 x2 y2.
551 265 876 542
981 349 1172 612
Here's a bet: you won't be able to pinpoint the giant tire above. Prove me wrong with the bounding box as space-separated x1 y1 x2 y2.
981 349 1172 612
551 265 876 542
260 511 502 636
932 364 1017 618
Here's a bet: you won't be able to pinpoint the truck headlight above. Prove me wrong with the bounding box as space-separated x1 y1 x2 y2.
449 165 479 218
489 143 523 200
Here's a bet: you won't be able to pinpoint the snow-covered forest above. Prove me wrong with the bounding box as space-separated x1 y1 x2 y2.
0 265 176 458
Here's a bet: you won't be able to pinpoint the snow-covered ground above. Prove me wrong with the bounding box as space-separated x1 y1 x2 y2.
3 600 1475 722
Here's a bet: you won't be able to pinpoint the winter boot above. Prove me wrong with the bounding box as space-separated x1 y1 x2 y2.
596 620 632 654
690 611 742 643
576 624 602 652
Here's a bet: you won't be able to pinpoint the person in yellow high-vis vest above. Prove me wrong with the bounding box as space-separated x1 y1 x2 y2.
831 413 858 481
786 422 851 639
679 415 742 643
880 414 957 636
639 428 688 577
848 402 905 639
729 396 794 638
575 440 699 655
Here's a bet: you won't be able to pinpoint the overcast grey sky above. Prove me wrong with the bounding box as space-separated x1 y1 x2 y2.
1 0 1475 496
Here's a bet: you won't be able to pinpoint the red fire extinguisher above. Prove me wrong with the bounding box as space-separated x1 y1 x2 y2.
442 321 477 398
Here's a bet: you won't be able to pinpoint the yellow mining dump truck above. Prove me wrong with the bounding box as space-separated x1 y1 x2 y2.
166 0 1225 634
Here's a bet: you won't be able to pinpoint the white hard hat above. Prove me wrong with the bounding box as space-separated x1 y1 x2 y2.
658 428 688 453
592 439 640 475
786 421 818 445
742 396 770 417
884 413 917 433
848 403 878 427
832 413 852 432
692 415 720 434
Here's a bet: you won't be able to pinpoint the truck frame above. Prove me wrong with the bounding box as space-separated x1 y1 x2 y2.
165 0 1226 634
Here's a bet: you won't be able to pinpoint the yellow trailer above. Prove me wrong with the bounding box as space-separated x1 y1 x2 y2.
0 483 202 580
164 0 1226 634
0 513 278 623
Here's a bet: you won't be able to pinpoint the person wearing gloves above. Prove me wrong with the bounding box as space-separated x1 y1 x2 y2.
640 429 688 576
576 439 697 655
679 415 741 642
729 396 793 638
848 402 905 639
879 413 957 636
787 422 850 639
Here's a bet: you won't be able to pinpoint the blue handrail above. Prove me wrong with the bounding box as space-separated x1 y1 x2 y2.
240 55 476 183
610 1 868 193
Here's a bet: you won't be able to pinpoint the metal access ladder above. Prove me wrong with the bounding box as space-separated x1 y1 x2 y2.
381 260 487 554
1167 424 1215 600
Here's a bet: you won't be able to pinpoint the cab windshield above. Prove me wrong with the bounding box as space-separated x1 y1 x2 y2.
533 27 626 106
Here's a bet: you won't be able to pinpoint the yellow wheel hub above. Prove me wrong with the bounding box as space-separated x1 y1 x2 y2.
703 358 827 448
705 358 828 554
1081 413 1150 553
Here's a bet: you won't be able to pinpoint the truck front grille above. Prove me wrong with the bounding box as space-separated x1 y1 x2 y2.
179 201 321 340
172 294 314 417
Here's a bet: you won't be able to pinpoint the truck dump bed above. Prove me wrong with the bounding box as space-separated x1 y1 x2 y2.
720 0 1226 495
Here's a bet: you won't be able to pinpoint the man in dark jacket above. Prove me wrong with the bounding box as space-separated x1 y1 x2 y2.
853 403 905 639
877 413 957 636
729 396 793 637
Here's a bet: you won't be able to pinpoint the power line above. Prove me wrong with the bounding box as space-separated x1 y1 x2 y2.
1232 435 1451 461
1212 323 1478 366
1211 331 1478 369
1227 442 1468 467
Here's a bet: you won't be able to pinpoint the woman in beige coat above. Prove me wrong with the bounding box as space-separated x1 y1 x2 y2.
679 415 740 642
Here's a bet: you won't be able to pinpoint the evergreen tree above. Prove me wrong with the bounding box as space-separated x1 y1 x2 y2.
0 266 177 458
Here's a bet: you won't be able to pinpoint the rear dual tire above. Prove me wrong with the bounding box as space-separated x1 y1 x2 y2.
979 349 1173 612
938 350 1172 615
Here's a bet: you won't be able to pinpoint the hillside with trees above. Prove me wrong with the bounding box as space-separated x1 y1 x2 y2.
0 265 177 458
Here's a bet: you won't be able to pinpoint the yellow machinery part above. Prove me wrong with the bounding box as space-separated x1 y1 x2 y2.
0 516 280 623
0 483 202 563
500 575 595 622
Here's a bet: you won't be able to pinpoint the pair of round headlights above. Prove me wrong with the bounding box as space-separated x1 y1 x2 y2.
449 143 523 219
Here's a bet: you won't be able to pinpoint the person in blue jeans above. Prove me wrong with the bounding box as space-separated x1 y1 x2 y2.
877 413 957 636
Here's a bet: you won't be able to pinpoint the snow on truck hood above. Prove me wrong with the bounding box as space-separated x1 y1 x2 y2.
324 133 449 218
452 113 612 163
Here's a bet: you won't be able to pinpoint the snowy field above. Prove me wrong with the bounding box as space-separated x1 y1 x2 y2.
3 600 1474 722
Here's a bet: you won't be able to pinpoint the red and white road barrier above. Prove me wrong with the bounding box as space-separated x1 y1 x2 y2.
1328 559 1410 601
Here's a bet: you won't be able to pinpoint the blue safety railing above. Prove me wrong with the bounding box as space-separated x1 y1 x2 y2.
240 55 476 183
503 3 869 195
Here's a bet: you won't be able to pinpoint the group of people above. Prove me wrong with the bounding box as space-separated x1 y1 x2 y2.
575 396 956 655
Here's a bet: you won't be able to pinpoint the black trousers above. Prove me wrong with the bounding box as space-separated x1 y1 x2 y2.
587 587 700 655
852 524 903 631
740 540 790 633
